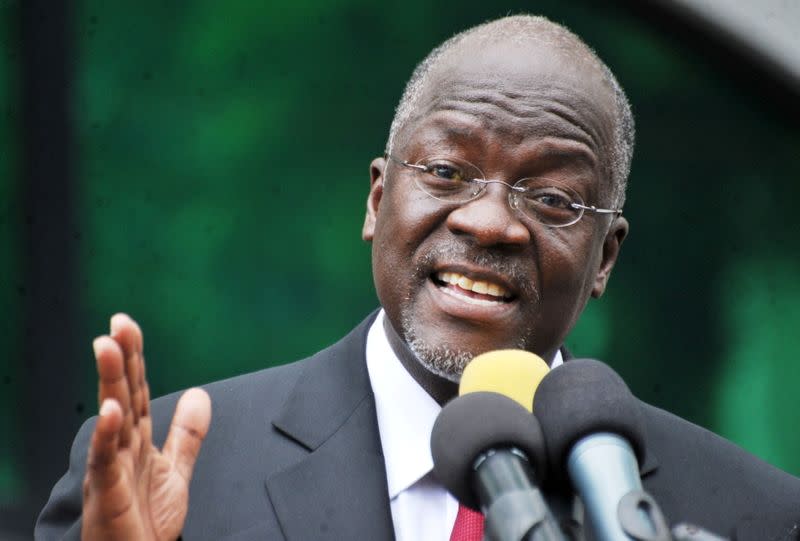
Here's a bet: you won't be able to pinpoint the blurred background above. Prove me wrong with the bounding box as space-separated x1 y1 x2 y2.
1 0 798 537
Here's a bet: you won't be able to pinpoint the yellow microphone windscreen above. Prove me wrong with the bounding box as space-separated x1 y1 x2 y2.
458 349 549 412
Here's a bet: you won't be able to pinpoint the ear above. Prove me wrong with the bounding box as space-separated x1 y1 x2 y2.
362 156 387 242
591 216 629 298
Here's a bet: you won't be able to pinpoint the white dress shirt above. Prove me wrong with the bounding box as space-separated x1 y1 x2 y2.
366 310 563 541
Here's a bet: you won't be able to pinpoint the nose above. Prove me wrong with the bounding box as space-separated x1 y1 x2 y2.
445 184 531 247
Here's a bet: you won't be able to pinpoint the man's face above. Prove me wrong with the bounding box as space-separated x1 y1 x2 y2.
363 40 628 380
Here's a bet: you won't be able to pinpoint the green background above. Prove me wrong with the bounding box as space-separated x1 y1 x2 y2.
2 0 799 514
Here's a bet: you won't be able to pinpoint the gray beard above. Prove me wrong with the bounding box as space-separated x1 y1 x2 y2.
401 313 474 382
399 304 537 383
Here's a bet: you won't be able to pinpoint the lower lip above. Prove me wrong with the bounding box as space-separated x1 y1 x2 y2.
424 278 517 322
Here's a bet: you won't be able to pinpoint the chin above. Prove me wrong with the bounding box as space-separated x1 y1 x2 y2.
400 316 535 384
405 334 473 383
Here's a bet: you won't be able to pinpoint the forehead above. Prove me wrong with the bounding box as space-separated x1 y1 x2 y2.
397 40 616 182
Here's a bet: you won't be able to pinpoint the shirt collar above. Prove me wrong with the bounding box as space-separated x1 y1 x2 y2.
367 310 440 499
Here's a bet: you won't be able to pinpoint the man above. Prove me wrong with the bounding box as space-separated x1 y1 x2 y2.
36 15 800 541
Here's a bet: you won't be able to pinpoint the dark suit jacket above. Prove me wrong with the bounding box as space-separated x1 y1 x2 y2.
36 314 800 540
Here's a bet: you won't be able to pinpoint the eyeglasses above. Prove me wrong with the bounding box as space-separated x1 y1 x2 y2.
386 154 622 228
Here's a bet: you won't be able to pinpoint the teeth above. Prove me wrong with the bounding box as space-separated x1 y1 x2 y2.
440 287 504 306
436 272 510 298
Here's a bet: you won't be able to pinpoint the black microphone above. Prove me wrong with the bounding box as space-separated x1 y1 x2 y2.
431 391 566 541
533 359 671 541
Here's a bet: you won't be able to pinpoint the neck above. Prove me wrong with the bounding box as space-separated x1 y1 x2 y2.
382 316 459 406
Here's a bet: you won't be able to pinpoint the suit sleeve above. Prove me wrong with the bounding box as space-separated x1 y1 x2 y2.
33 416 95 541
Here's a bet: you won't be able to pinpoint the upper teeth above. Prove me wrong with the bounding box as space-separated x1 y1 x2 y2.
437 272 510 298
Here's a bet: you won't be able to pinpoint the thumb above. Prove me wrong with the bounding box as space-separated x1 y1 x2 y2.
163 388 212 483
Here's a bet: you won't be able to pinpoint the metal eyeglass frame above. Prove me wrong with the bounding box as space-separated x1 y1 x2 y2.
385 153 623 228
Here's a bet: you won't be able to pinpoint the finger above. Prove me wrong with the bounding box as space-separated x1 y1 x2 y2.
94 336 133 447
86 398 124 491
138 412 153 460
137 368 152 456
163 388 212 484
110 314 144 426
141 374 150 418
138 353 149 420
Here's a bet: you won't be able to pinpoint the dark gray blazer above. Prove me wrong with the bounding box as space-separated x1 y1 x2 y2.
35 314 800 540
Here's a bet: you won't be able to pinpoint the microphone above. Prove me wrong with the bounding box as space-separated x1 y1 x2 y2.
458 348 550 412
533 359 671 541
431 350 566 541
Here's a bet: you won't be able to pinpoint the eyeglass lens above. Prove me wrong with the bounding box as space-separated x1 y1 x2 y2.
411 156 584 227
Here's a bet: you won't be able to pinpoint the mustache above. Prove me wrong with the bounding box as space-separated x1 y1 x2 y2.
414 242 539 300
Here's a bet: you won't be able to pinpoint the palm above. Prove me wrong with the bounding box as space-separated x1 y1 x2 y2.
138 450 191 540
103 445 188 540
82 314 210 541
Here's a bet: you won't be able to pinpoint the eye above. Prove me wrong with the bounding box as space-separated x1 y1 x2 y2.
527 188 574 209
423 161 467 182
514 182 583 226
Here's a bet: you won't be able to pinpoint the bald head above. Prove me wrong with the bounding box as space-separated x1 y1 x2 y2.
386 15 634 207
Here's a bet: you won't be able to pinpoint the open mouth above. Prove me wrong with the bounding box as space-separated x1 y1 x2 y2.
431 271 515 306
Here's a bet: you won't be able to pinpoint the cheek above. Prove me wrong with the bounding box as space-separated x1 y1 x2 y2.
523 230 601 349
537 227 600 302
371 188 444 297
374 187 444 254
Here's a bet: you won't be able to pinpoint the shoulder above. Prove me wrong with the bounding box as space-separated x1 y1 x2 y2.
639 401 800 538
149 310 379 440
150 357 310 426
641 400 796 484
148 315 374 439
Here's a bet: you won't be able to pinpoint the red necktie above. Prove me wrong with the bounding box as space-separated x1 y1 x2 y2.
449 503 484 541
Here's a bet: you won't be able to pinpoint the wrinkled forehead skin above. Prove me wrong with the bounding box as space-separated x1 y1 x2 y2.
397 38 618 198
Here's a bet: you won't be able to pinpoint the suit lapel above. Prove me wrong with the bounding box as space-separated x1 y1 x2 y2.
266 313 395 540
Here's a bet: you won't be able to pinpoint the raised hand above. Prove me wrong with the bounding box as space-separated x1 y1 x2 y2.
81 314 212 541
